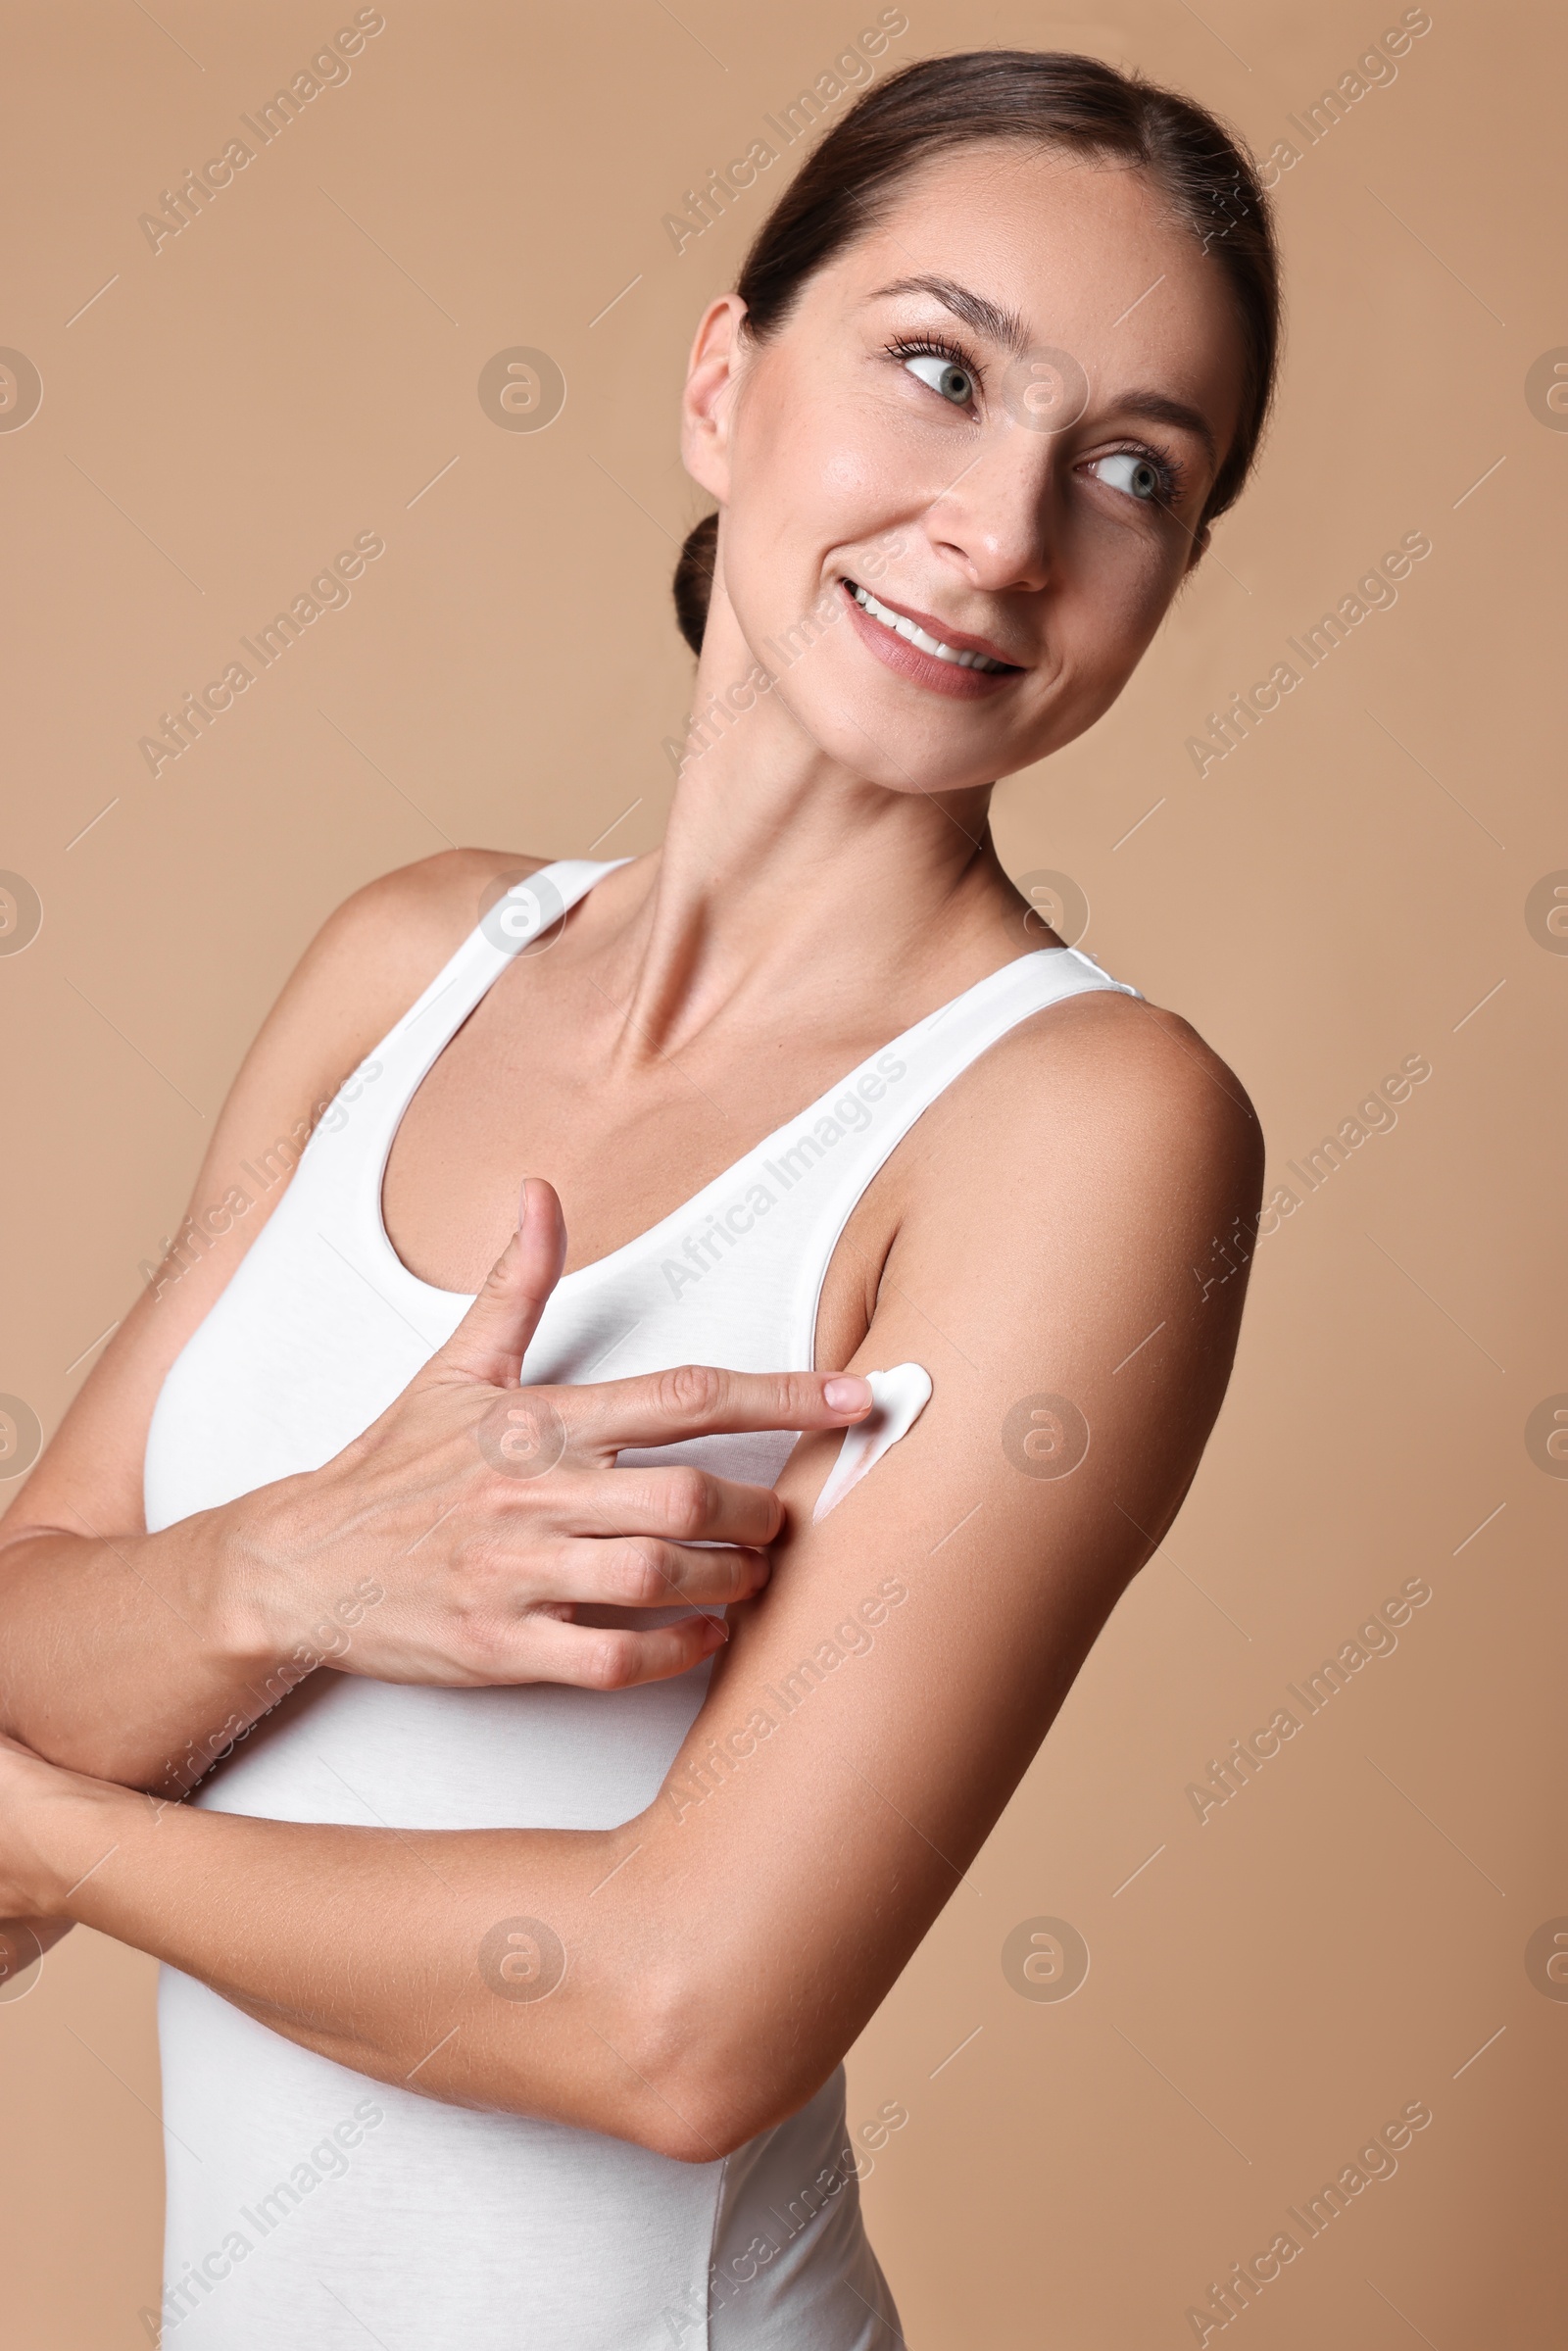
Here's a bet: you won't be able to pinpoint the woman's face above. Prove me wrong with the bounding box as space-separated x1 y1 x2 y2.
684 141 1248 793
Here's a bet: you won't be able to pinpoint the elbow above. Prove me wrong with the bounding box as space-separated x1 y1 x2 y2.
634 2102 737 2168
488 1909 818 2163
577 1972 794 2166
617 2023 749 2168
620 2012 809 2167
630 2075 781 2167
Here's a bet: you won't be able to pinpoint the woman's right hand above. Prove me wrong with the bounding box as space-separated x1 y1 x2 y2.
227 1179 874 1693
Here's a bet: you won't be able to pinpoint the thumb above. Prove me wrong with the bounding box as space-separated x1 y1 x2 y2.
424 1176 567 1389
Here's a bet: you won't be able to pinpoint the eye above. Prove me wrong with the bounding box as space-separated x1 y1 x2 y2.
885 336 981 410
904 351 976 406
1090 450 1171 504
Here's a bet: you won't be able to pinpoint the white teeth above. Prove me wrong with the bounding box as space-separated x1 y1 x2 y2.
848 581 1007 671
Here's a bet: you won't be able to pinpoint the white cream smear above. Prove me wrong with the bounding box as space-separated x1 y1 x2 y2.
811 1362 934 1522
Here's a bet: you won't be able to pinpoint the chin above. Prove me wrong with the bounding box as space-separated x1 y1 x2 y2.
783 685 1007 795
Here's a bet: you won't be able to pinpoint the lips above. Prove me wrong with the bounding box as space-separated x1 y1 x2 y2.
843 579 1025 671
840 577 1026 701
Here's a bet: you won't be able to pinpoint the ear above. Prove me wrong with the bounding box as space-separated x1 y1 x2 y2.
680 294 749 505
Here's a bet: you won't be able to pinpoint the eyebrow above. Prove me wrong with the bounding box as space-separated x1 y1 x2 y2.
868 273 1033 360
1112 391 1219 476
868 275 1222 477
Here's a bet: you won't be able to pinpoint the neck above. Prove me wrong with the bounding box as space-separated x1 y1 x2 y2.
584 625 1017 1069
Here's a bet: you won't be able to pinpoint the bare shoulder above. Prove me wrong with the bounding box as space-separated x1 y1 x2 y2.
0 847 552 1541
806 977 1268 1634
295 845 547 1025
996 980 1253 1165
221 845 554 1139
895 977 1264 1269
1027 984 1261 1162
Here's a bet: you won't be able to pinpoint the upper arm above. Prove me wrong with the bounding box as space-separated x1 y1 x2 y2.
0 848 541 1551
643 993 1263 2145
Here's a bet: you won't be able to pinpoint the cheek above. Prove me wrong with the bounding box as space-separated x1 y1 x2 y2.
1071 521 1181 650
726 407 901 628
740 348 916 527
820 439 883 498
1033 526 1183 728
747 377 885 517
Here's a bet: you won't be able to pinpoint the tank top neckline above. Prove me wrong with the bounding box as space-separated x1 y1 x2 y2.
368 857 1111 1309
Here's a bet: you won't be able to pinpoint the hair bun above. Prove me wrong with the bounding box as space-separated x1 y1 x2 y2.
672 512 718 656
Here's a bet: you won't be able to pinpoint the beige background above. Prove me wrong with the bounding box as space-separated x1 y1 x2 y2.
2 1 1562 2342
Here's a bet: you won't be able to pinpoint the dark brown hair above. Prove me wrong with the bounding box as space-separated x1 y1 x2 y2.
673 48 1280 655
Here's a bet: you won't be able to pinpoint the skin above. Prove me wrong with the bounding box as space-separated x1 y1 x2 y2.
0 143 1263 2161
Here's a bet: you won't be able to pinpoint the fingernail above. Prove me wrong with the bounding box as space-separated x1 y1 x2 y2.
823 1376 872 1413
702 1613 730 1645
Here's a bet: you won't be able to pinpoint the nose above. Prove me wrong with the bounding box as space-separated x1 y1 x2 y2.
923 430 1059 598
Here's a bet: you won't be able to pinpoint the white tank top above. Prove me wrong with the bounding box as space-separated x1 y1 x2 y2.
143 857 1140 2348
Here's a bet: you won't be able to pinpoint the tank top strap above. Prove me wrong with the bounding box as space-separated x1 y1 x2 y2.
601 943 1142 1372
769 943 1143 1348
307 857 630 1227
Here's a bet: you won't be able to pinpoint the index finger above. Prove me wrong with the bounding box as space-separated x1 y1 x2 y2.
561 1364 873 1457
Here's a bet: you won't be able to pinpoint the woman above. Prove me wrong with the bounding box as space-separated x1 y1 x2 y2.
0 50 1277 2349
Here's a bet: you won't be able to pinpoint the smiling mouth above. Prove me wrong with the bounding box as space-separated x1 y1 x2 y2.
843 579 1023 673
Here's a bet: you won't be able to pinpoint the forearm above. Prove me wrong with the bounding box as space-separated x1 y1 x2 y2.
40 1777 709 2158
22 1596 965 2166
0 1505 344 1797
